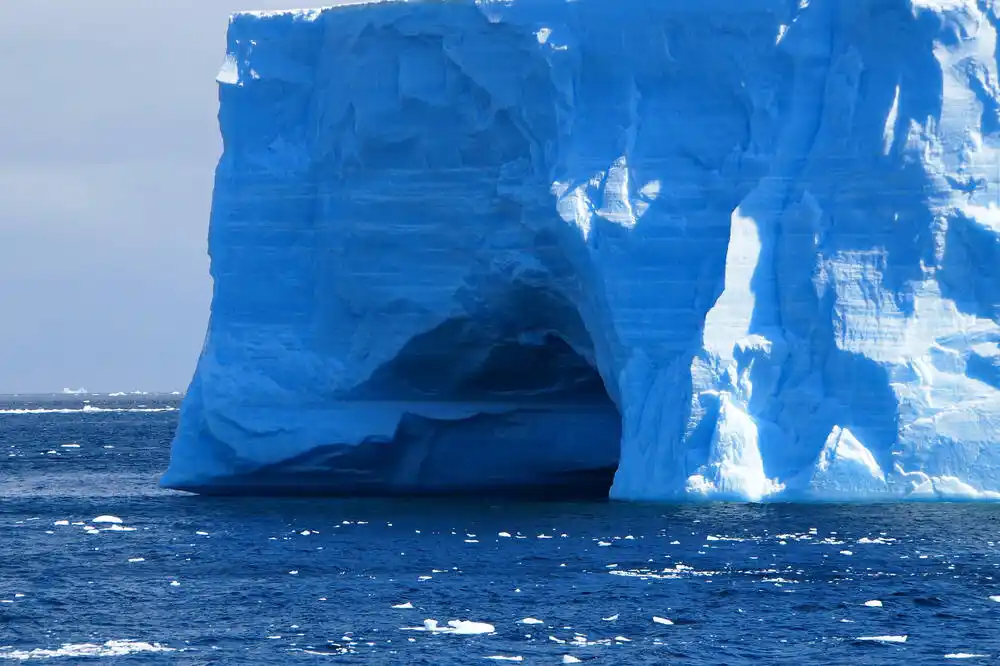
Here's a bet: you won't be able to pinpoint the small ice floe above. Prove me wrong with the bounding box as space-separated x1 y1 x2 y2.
401 619 495 635
652 616 674 625
288 570 299 575
537 534 553 539
196 531 209 536
465 540 480 544
104 525 137 532
127 558 145 563
61 443 80 449
169 581 181 587
392 602 414 609
602 614 619 622
92 516 123 525
498 532 512 538
53 520 69 527
944 654 989 659
484 657 523 662
562 656 582 664
988 596 1000 603
518 618 544 625
856 635 906 643
597 541 612 547
840 550 854 556
863 600 883 608
418 576 433 581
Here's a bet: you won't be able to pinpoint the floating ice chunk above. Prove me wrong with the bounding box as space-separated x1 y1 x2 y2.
169 581 181 587
863 600 883 607
128 558 145 563
392 602 414 609
990 596 1000 602
61 443 80 448
92 515 123 524
498 532 512 538
562 656 582 664
518 618 544 625
856 635 906 643
53 520 69 526
602 614 619 621
288 570 299 575
104 525 137 532
484 657 523 662
652 616 674 625
448 620 495 635
402 619 495 635
944 655 989 660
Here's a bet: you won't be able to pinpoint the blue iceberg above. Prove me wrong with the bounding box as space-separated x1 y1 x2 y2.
162 0 1000 501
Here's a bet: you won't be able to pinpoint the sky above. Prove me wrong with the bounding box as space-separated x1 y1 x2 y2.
0 1 313 393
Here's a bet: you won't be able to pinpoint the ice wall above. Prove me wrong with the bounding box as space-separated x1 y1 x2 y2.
162 0 1000 501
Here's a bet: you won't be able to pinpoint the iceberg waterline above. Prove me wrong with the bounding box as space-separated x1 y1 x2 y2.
163 0 1000 502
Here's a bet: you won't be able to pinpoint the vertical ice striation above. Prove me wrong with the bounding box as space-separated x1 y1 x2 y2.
163 0 1000 501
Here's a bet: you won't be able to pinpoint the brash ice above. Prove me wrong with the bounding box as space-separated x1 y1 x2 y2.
162 0 1000 501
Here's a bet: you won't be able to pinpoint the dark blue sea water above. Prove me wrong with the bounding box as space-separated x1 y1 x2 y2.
3 395 1000 664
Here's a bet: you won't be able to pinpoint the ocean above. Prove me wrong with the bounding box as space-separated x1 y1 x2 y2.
2 394 1000 664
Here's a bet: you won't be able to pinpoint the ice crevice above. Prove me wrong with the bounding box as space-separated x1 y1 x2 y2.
163 0 1000 502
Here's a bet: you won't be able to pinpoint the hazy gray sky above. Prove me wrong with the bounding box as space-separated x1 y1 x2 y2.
0 1 312 393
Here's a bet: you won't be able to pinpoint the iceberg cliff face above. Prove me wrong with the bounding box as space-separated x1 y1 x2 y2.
163 0 1000 501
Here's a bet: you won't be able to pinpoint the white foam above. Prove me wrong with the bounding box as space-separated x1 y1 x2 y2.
0 640 174 660
944 655 989 660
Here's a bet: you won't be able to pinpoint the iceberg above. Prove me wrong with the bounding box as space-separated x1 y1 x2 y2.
162 0 1000 501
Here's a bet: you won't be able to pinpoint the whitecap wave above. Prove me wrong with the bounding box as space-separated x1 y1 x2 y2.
0 640 174 660
0 406 177 415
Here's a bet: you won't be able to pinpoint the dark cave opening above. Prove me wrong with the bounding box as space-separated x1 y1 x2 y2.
355 313 623 500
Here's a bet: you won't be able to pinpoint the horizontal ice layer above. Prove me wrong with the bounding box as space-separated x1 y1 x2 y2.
163 0 1000 501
